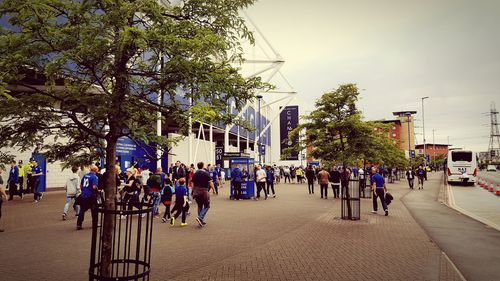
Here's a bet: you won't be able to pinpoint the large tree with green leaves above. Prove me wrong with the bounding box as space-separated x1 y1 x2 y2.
0 0 264 276
286 83 406 218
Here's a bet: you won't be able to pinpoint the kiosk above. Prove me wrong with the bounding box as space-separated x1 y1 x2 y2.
229 157 255 199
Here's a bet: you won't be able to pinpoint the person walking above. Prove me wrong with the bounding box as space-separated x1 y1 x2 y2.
147 169 162 218
371 167 388 216
161 178 174 223
255 164 268 200
416 166 425 190
295 167 304 183
329 167 341 199
231 164 243 200
209 165 219 195
76 165 99 230
31 159 44 203
17 160 25 196
192 162 214 227
7 160 20 200
340 167 351 198
25 159 33 194
290 166 296 183
170 178 189 227
305 165 316 194
62 166 81 221
273 165 280 184
283 166 291 183
318 168 330 199
121 168 142 215
266 165 276 198
406 167 415 190
0 166 7 232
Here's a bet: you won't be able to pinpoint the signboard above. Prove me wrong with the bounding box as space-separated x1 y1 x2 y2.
410 150 416 158
260 144 266 156
215 146 224 167
280 105 299 160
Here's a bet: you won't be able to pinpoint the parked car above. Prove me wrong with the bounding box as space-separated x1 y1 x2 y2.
486 165 497 172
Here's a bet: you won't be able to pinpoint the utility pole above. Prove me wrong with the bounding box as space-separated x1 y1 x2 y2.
432 129 436 168
257 95 263 165
487 102 500 162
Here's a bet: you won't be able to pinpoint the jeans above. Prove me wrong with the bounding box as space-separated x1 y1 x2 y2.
33 178 42 200
194 189 210 221
233 182 242 200
77 197 98 227
307 180 314 194
372 188 388 211
18 176 24 194
8 182 19 200
256 182 267 198
64 195 80 215
332 183 340 198
150 192 161 215
408 178 414 189
320 184 328 198
418 177 424 188
266 181 275 195
172 200 189 223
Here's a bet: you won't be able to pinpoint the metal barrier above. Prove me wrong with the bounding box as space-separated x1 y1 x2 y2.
359 177 371 198
89 199 154 281
341 179 361 220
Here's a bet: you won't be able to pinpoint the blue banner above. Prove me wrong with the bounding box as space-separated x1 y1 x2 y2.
280 106 299 160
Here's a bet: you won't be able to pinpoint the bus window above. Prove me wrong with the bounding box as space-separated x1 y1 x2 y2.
451 151 472 162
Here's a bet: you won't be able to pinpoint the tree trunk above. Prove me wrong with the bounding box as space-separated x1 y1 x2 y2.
100 136 118 277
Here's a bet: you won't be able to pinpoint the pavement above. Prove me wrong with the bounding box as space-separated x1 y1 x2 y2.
403 172 500 281
0 178 463 281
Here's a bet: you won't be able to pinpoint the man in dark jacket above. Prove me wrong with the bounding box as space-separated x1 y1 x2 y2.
329 167 341 198
305 165 316 194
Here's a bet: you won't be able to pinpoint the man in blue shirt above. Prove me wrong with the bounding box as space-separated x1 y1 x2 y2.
371 167 389 216
231 164 243 200
8 160 20 200
31 159 44 202
77 165 99 230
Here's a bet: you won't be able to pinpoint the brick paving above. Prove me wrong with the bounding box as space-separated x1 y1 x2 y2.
0 177 462 280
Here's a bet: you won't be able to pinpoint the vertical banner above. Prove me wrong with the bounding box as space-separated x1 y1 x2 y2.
215 146 224 167
280 105 299 160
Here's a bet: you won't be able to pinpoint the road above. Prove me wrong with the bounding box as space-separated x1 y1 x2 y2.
478 170 500 186
402 172 500 281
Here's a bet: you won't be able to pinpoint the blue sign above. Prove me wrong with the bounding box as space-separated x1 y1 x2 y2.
260 144 266 156
426 155 430 162
280 106 299 160
410 150 416 158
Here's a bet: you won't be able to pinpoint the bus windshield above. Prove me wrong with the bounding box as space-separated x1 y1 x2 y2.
451 151 472 162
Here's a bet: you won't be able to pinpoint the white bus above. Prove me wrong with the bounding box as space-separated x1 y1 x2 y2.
446 150 478 185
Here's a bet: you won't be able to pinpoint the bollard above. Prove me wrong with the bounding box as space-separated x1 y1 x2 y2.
484 181 490 190
489 183 495 192
495 185 500 196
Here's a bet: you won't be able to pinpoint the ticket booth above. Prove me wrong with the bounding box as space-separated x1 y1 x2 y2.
229 157 255 199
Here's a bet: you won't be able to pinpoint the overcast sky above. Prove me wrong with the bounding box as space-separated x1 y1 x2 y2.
243 0 500 152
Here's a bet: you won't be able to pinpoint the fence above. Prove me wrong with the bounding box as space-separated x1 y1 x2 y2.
89 199 154 281
341 179 361 220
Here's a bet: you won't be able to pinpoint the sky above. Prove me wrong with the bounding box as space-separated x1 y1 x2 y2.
243 0 500 152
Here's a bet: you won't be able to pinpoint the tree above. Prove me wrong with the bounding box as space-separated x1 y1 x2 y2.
286 83 406 218
0 0 264 276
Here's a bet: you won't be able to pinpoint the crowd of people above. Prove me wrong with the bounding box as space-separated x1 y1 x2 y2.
0 157 431 232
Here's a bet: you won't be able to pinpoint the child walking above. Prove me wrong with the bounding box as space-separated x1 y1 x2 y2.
170 178 189 227
161 179 173 223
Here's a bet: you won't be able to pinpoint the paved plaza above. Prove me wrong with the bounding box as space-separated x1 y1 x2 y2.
0 175 463 281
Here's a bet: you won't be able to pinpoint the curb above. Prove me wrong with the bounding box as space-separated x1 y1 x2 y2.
445 183 500 232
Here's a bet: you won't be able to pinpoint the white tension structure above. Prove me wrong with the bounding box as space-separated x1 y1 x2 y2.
156 3 297 166
221 11 297 164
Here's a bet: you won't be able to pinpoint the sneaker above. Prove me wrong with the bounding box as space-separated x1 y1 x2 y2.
33 200 39 203
76 225 83 230
385 210 389 216
181 223 188 227
371 210 377 214
0 229 4 232
170 217 175 226
62 213 67 221
272 195 276 198
140 214 146 218
196 217 204 227
120 215 126 219
255 198 259 201
238 199 242 201
162 218 167 223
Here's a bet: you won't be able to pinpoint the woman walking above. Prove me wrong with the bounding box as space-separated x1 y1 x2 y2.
305 165 316 194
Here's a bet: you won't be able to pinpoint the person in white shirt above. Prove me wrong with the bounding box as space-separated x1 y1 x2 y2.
255 165 268 200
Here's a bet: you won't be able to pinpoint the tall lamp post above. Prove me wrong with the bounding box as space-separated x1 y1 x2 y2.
405 112 412 156
421 96 429 167
256 95 263 165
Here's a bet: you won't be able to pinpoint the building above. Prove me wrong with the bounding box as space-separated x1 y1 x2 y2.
415 143 450 159
392 111 417 155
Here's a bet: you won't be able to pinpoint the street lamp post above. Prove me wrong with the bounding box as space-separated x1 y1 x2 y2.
256 95 263 165
405 112 412 157
421 96 429 167
432 129 436 168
